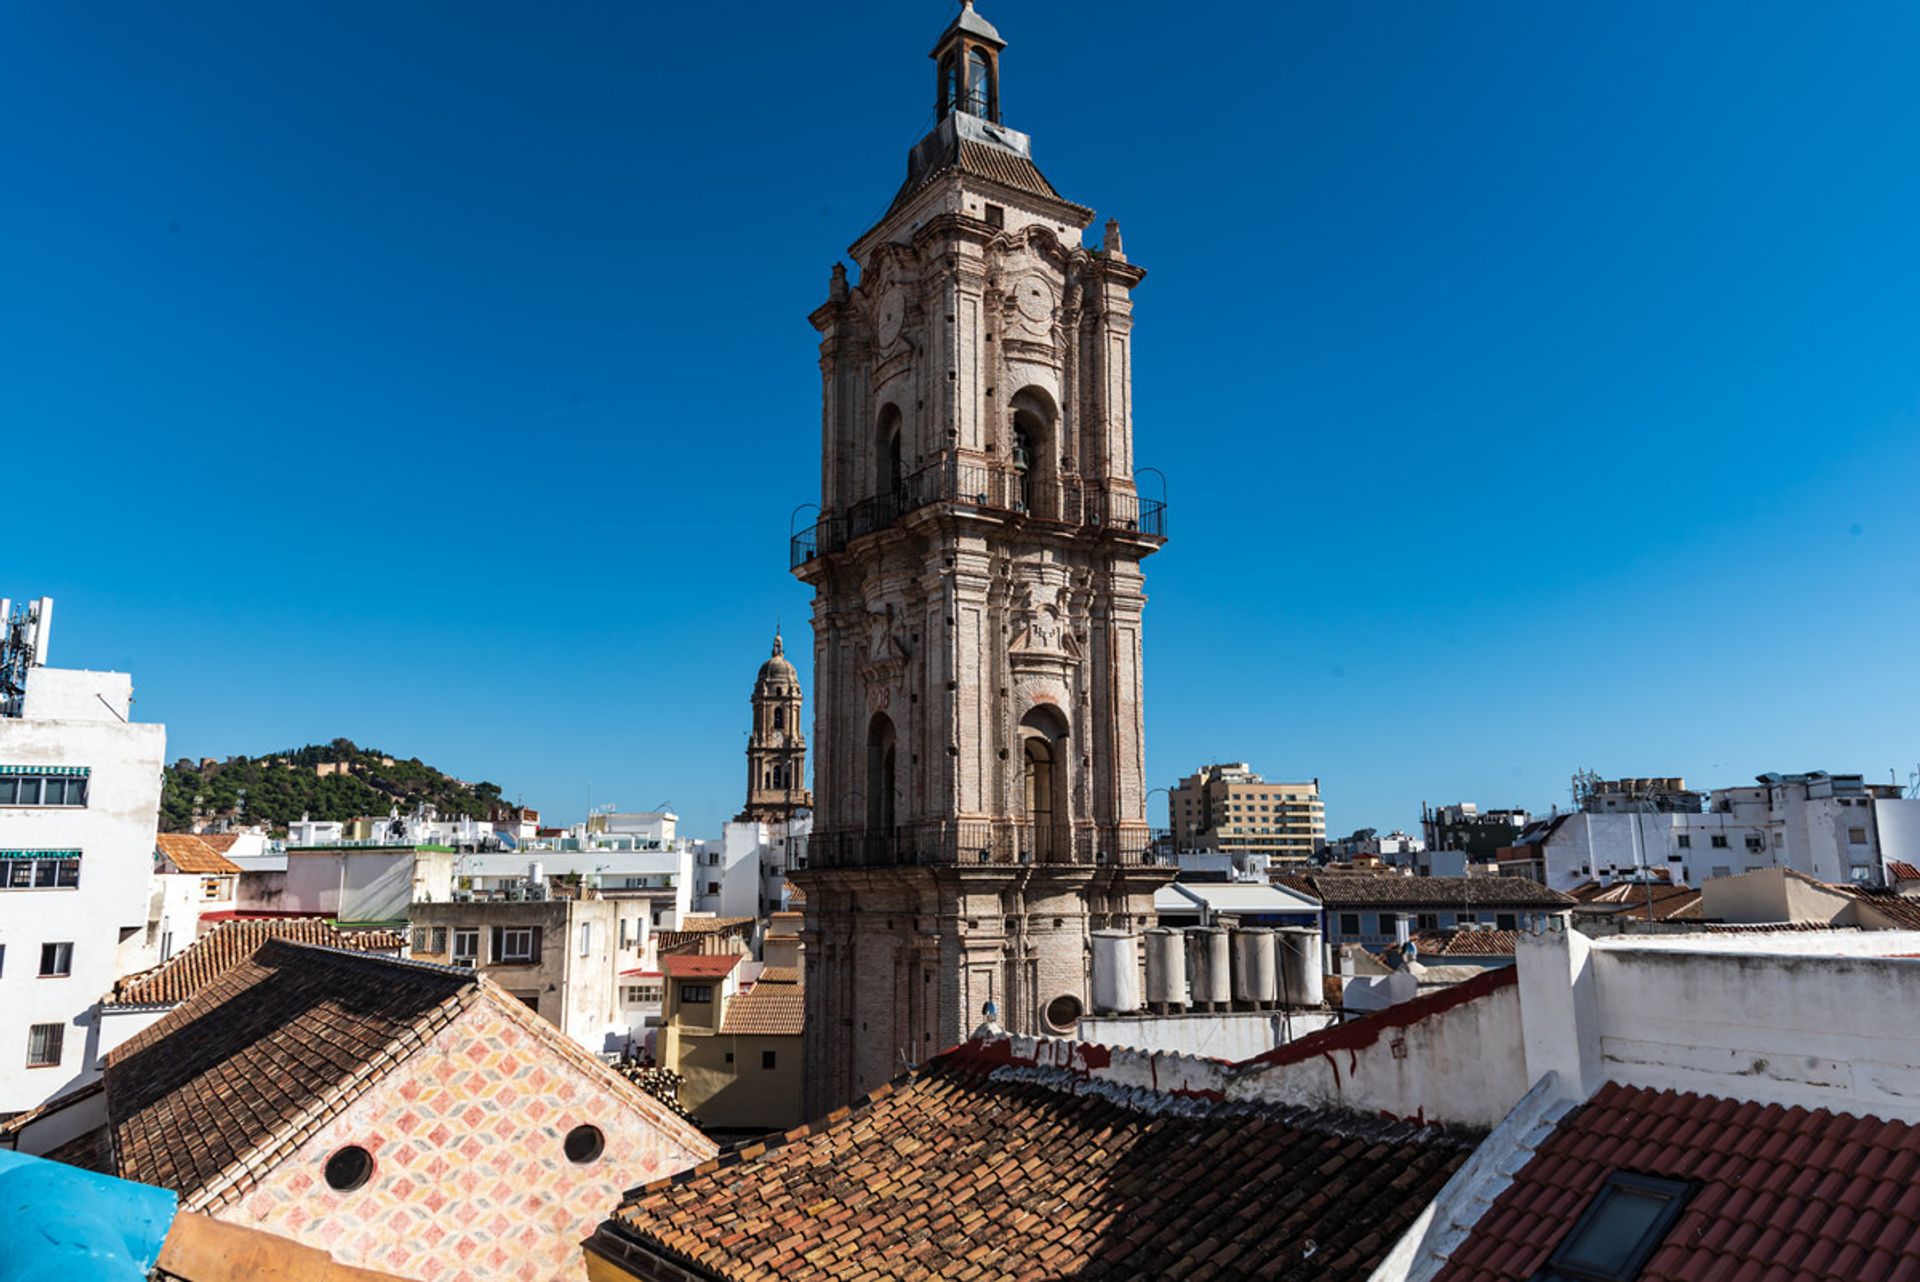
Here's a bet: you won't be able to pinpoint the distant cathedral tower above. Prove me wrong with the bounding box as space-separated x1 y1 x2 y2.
790 1 1170 1111
740 630 812 822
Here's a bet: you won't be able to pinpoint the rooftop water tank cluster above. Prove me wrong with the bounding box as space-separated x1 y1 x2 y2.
1089 923 1322 1015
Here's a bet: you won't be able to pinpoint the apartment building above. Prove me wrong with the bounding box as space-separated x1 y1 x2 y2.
0 596 167 1115
1169 764 1324 867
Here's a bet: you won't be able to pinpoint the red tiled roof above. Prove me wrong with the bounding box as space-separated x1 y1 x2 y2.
156 833 242 875
1888 861 1920 883
106 917 397 1007
594 1052 1479 1280
661 953 744 979
1436 1081 1920 1282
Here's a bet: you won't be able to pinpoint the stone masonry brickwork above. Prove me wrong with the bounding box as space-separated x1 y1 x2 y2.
220 996 712 1282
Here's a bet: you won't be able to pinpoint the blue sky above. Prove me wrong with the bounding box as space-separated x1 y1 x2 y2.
5 2 1918 836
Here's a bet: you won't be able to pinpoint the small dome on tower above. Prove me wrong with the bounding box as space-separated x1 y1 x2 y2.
757 630 798 690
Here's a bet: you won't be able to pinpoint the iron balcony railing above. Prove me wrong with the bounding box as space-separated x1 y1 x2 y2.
792 821 1175 872
790 458 1167 570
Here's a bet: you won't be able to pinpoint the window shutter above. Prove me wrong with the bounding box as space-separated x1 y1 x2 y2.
490 926 504 962
529 927 544 958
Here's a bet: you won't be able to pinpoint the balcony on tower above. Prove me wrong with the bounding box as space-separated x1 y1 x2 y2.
792 821 1174 872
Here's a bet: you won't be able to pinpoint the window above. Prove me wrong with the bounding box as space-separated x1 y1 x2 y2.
201 876 228 901
563 1124 605 1165
1849 827 1869 845
1675 834 1690 849
26 1023 63 1068
762 1050 778 1070
1745 836 1764 852
1415 913 1439 931
515 992 540 1011
411 927 448 956
0 772 88 808
451 928 479 965
1457 912 1479 924
578 922 592 957
1496 913 1518 931
1540 1171 1693 1281
1338 913 1361 936
39 941 72 977
1377 912 1399 936
984 203 1005 228
2 854 82 889
624 983 663 1005
680 984 713 1003
492 926 539 963
324 1145 374 1192
1710 835 1729 849
706 882 720 896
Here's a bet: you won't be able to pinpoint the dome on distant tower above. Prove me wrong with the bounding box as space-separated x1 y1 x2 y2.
757 630 798 690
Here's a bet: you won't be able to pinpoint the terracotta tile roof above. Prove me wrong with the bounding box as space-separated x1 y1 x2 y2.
677 915 755 934
335 927 407 952
106 918 397 1007
781 880 806 903
597 1052 1478 1281
661 953 744 979
718 978 804 1037
1573 884 1704 922
754 966 801 984
1435 1081 1920 1282
156 833 242 875
103 938 711 1208
1843 888 1920 931
1409 928 1521 957
195 833 242 855
1888 861 1920 883
105 941 476 1202
1283 871 1573 909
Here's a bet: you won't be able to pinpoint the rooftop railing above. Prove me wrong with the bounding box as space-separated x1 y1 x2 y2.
793 821 1174 872
791 458 1166 570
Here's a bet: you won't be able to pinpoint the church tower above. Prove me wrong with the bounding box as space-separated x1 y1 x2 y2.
790 1 1170 1112
739 630 812 823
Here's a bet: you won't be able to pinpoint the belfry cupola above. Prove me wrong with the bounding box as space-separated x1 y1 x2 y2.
934 1 1004 123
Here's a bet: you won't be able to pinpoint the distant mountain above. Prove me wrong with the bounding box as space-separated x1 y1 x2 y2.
160 738 507 834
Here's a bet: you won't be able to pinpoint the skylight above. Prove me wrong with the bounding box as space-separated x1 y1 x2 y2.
1538 1171 1693 1282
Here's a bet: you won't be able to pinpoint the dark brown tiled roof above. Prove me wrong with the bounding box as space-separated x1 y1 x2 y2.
1409 928 1521 957
883 135 1091 225
106 918 395 1008
1282 871 1572 909
597 1053 1479 1281
1844 888 1920 931
156 833 242 874
1435 1081 1920 1282
106 940 475 1201
719 975 803 1037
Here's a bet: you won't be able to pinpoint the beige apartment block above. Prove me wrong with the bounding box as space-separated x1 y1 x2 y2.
1171 764 1326 867
789 2 1170 1114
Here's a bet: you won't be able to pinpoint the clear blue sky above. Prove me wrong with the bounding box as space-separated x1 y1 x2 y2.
6 1 1918 837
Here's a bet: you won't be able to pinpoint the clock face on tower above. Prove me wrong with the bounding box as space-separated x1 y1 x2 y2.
876 288 905 346
1014 274 1054 324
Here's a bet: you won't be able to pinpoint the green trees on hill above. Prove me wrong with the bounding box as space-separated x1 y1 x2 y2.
159 737 506 834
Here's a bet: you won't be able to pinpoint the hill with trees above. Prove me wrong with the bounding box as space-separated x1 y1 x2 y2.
160 738 508 833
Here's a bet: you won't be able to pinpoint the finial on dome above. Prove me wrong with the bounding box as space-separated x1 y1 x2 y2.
772 627 784 658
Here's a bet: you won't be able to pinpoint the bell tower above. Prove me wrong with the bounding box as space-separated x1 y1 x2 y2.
740 630 812 823
790 1 1170 1113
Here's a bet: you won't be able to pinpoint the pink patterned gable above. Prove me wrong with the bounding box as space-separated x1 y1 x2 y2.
222 994 714 1282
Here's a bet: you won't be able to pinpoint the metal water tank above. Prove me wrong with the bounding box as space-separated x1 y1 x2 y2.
1144 928 1187 1012
1276 926 1323 1008
1090 930 1140 1015
1186 927 1231 1010
1231 928 1278 1008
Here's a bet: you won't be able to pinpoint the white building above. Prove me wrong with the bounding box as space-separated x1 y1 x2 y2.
0 597 167 1115
700 816 813 921
1505 770 1920 891
453 847 694 933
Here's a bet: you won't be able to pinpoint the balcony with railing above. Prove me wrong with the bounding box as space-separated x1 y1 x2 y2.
791 458 1167 570
792 821 1174 872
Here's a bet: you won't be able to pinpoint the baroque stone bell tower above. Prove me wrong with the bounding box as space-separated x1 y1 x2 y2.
790 0 1171 1113
739 630 812 823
